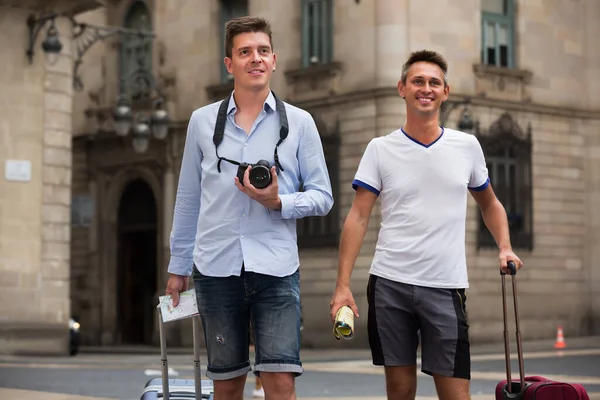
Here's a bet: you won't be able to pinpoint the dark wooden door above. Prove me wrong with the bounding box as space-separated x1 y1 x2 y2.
117 179 157 345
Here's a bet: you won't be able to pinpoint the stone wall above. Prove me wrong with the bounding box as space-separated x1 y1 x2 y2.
40 15 74 344
584 118 600 333
465 106 591 342
0 7 73 355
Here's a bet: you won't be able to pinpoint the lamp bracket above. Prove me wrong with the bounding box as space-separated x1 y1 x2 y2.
27 13 156 93
71 18 155 92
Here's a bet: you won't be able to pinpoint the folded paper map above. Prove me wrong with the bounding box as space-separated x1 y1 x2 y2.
157 288 199 323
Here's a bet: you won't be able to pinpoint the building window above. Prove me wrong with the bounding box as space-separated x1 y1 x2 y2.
297 128 340 249
481 0 514 68
220 0 248 83
477 113 533 250
120 1 153 99
301 0 333 67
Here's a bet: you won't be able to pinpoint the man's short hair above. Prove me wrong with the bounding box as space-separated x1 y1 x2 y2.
401 50 448 86
225 16 273 59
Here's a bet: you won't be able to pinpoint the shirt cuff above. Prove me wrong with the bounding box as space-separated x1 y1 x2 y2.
167 255 194 276
276 194 294 219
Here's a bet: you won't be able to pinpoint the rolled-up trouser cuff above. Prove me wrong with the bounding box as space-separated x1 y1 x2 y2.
254 362 304 377
206 363 252 381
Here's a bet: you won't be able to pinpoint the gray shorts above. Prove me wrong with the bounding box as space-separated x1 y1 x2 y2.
367 274 470 380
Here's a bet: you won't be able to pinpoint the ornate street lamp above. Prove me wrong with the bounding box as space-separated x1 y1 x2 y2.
111 95 170 152
26 14 62 66
151 99 170 140
113 96 133 137
132 114 151 154
41 19 62 66
26 13 170 153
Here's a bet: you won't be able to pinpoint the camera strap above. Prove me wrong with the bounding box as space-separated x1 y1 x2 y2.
213 90 289 174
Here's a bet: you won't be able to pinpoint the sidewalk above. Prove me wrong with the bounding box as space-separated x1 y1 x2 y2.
0 389 112 400
3 388 599 400
80 335 600 361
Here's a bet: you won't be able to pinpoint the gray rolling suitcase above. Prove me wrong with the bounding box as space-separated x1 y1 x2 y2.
140 309 214 399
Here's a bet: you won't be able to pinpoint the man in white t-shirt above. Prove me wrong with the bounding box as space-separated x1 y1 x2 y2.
330 50 524 400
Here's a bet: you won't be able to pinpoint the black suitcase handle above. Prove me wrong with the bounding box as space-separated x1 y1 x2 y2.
501 260 526 396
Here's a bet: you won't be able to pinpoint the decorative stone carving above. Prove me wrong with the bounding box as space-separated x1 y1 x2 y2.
284 62 343 103
473 64 533 103
483 112 531 141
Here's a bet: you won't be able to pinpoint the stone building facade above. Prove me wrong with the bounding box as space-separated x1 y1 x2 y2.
0 0 104 355
2 0 599 354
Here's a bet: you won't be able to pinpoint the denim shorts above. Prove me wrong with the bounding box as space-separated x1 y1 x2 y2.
193 266 303 380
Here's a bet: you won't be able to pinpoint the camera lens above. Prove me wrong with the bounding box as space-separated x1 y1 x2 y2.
249 165 271 189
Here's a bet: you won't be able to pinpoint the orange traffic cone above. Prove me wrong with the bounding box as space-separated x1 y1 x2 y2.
554 326 567 349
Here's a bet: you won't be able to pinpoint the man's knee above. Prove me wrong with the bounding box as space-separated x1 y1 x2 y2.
260 371 295 397
384 366 417 400
433 374 470 400
213 375 246 400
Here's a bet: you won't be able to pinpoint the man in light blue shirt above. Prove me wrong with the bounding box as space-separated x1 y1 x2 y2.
165 16 333 400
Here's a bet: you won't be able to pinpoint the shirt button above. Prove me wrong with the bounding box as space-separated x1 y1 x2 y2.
244 143 248 146
241 235 244 238
242 213 246 217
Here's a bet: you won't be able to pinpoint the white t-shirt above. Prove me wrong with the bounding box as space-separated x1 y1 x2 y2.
352 127 489 289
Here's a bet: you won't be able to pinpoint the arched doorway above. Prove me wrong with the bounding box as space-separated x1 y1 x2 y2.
117 179 157 344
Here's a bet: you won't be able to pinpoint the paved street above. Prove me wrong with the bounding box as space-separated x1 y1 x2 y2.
1 336 599 400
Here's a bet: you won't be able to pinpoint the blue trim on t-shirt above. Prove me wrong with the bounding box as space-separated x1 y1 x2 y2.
352 179 380 196
468 177 490 192
401 127 445 148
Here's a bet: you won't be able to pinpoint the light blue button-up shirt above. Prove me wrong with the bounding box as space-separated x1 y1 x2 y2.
168 91 334 278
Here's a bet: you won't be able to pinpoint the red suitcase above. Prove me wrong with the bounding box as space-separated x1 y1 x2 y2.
495 261 590 400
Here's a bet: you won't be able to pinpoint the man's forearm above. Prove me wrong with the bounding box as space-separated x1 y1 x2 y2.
279 188 334 219
481 199 512 251
168 183 201 276
336 210 370 288
168 113 202 276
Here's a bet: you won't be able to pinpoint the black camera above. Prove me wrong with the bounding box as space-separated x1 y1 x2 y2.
236 159 272 189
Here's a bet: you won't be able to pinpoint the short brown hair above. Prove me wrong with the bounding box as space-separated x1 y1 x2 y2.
401 50 448 86
224 16 273 59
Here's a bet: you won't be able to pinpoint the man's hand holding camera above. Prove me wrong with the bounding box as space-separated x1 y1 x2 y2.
235 165 282 210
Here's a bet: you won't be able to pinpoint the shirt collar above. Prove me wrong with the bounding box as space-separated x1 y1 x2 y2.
227 90 276 115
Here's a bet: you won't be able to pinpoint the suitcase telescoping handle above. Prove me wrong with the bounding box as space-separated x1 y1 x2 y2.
501 260 525 395
157 308 203 400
